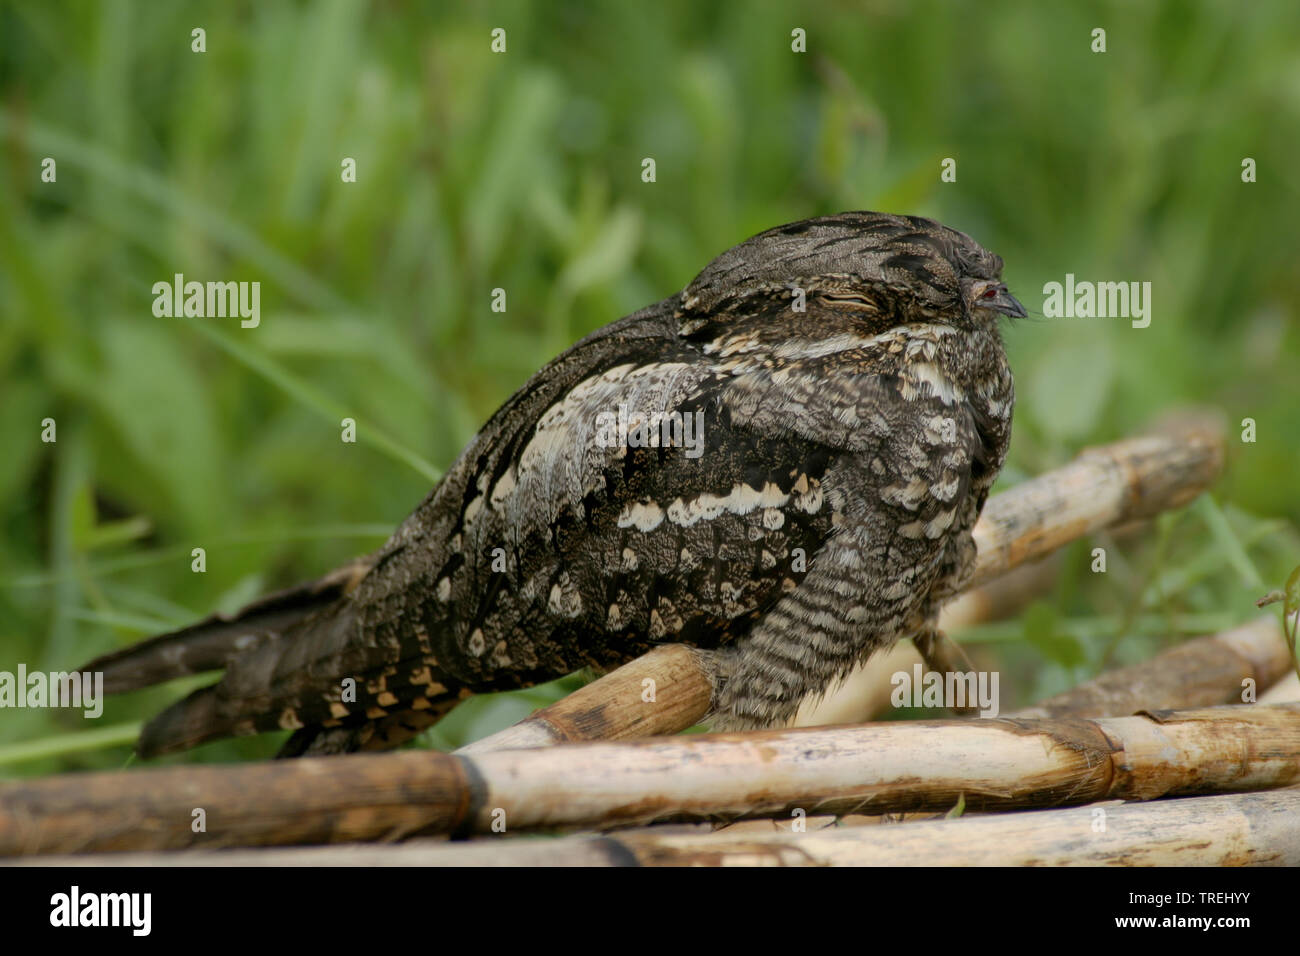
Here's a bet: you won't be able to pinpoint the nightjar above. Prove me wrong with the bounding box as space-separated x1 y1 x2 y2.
86 211 1024 756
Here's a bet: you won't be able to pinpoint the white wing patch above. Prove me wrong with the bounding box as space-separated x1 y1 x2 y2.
617 501 665 532
489 361 710 546
900 362 965 405
620 477 824 533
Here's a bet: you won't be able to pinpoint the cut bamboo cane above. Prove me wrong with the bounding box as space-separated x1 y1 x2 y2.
966 420 1223 588
807 615 1294 731
4 702 1297 856
1013 615 1293 718
14 787 1299 867
462 421 1225 753
457 644 713 753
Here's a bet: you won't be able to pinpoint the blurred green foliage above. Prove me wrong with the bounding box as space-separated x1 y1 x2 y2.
1 0 1298 775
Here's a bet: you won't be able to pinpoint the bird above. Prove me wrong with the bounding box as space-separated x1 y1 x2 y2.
84 211 1025 757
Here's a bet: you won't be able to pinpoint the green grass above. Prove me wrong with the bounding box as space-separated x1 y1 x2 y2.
1 0 1298 775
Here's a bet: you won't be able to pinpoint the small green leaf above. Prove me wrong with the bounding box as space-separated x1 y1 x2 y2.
1284 565 1300 682
1195 496 1265 590
1255 589 1285 609
0 721 143 768
83 515 153 552
1284 565 1300 620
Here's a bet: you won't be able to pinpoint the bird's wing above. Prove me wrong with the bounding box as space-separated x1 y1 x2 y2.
136 302 835 752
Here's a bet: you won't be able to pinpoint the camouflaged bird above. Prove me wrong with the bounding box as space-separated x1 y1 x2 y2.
86 211 1025 757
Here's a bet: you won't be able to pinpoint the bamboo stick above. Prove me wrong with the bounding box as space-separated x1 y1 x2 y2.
1013 616 1293 718
965 420 1223 588
799 615 1293 731
15 787 1298 867
457 644 713 753
4 702 1297 856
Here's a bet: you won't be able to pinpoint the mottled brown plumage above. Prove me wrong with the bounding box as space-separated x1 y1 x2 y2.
85 211 1024 756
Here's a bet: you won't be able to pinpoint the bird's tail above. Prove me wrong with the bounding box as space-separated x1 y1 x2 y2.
132 663 464 759
275 699 462 757
82 553 470 759
82 556 375 694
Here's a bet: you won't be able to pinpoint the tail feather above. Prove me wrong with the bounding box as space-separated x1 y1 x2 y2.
138 653 463 758
86 552 473 759
136 685 226 757
276 701 458 757
83 557 374 694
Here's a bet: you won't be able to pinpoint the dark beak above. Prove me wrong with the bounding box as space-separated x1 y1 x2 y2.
986 284 1028 319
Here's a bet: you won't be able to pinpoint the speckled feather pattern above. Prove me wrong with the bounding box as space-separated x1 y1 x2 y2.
132 211 1018 755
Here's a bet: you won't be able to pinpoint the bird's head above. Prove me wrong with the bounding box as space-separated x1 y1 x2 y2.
677 211 1025 346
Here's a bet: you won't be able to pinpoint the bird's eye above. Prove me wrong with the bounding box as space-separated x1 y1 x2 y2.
982 287 999 299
